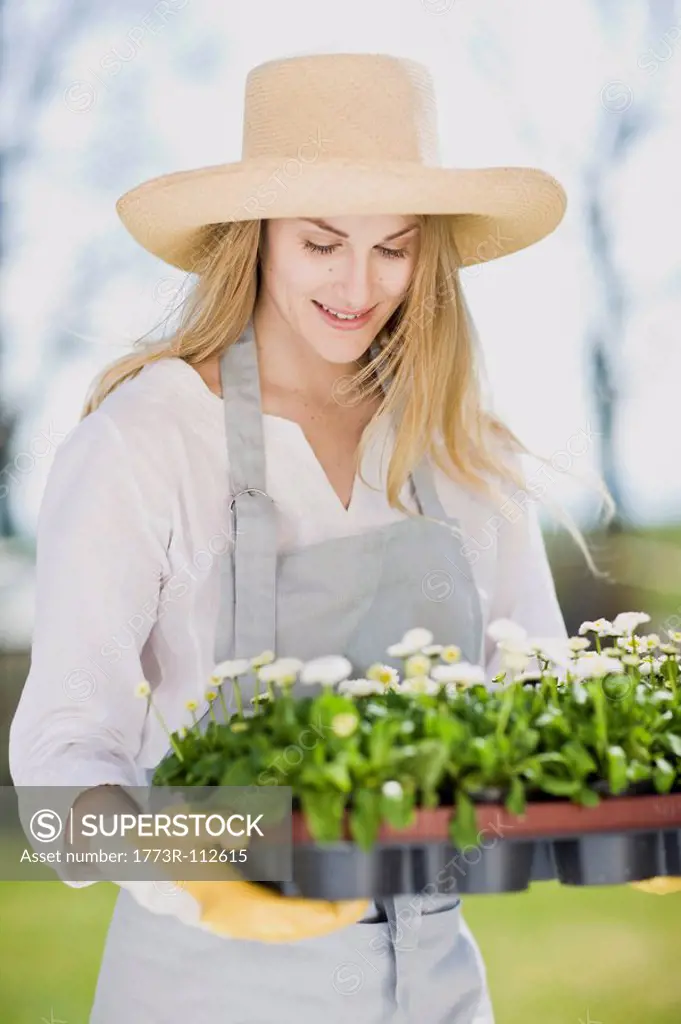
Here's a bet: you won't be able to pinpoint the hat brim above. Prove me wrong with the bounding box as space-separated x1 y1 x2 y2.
116 159 566 272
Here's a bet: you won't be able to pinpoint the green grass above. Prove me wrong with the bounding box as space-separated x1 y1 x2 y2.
0 880 679 1023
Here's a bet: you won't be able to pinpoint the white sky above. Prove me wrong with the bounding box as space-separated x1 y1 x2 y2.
4 0 681 535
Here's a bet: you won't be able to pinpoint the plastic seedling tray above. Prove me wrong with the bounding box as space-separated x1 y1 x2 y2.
278 793 681 898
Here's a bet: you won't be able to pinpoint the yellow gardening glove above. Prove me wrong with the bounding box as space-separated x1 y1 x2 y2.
179 878 371 943
630 877 681 895
119 801 370 943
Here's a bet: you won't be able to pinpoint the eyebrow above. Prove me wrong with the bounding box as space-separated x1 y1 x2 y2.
300 218 420 242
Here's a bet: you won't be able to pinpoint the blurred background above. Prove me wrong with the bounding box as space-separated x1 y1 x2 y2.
1 0 680 1021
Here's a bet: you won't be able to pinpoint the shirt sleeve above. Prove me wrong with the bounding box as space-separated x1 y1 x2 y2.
8 408 171 885
483 490 568 680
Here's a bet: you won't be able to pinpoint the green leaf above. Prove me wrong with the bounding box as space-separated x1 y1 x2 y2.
575 786 600 808
470 736 497 773
413 739 449 798
220 757 256 787
448 790 479 849
513 728 540 758
572 682 589 705
663 733 681 757
369 719 399 766
349 788 381 852
653 757 675 794
380 785 416 830
606 745 628 794
563 742 597 777
539 777 582 797
300 789 345 843
589 680 609 755
626 760 651 783
506 776 526 816
321 760 352 792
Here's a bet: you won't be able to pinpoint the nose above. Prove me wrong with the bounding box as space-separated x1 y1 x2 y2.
334 252 374 312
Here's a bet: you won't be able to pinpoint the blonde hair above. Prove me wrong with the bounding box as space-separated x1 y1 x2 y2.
81 215 615 575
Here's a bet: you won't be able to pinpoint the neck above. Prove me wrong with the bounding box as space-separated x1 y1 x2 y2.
252 298 372 406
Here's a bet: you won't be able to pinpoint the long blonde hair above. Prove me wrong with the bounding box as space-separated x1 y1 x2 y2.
81 215 615 575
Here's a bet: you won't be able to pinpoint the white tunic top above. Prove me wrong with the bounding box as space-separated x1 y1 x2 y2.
8 355 567 901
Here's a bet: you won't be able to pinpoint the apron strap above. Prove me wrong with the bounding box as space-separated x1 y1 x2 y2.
219 321 278 660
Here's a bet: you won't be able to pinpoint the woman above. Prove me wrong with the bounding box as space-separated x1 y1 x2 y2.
9 53 606 1023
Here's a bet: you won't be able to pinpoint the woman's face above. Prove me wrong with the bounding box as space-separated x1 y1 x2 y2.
257 215 420 363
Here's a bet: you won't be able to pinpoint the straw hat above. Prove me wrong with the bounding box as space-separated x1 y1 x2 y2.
116 52 567 272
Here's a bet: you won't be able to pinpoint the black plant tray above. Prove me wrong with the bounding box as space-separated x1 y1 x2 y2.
265 794 681 897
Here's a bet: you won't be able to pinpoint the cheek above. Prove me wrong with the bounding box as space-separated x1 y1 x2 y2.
378 259 416 300
263 252 326 302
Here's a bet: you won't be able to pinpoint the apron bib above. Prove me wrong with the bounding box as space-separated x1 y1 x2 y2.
90 322 495 1023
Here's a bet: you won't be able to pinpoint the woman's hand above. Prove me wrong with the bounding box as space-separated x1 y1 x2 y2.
178 878 371 943
115 798 371 943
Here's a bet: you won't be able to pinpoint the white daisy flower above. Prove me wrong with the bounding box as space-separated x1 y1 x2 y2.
397 676 441 696
337 678 386 697
257 658 304 684
300 655 353 686
331 712 359 738
499 644 532 675
487 619 528 645
366 663 400 688
567 637 590 652
612 611 651 635
400 627 435 654
250 650 276 669
211 658 252 681
404 654 432 678
382 780 403 800
529 637 573 668
632 636 658 654
421 644 444 657
572 654 623 679
578 618 616 637
431 662 486 686
386 642 415 658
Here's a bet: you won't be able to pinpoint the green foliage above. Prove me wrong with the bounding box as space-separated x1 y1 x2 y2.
152 667 681 853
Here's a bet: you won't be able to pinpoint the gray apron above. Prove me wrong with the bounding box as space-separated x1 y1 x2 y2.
90 322 495 1023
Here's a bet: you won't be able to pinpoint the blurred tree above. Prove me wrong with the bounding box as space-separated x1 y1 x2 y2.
585 0 678 532
0 0 94 537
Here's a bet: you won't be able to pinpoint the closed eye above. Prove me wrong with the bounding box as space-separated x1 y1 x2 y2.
303 240 409 259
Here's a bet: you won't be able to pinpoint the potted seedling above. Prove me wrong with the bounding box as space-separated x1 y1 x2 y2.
142 615 681 899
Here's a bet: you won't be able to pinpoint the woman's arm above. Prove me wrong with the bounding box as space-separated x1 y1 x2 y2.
8 408 172 885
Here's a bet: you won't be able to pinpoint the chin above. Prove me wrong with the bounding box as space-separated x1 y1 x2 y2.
309 338 370 364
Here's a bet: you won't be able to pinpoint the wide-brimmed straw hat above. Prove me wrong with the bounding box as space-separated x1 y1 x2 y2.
116 52 567 272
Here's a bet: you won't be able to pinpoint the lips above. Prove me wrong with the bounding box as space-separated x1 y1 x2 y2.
312 300 375 330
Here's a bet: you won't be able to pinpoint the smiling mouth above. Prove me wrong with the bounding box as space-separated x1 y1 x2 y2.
312 300 375 321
